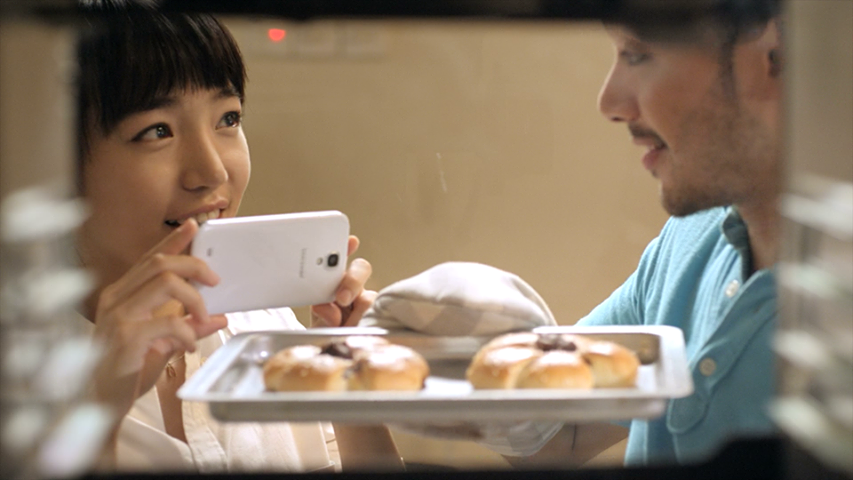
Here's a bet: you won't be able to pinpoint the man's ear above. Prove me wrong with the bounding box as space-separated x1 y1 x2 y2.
761 19 784 78
769 48 783 77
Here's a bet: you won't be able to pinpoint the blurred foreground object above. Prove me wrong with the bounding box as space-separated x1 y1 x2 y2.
0 14 111 480
773 1 853 476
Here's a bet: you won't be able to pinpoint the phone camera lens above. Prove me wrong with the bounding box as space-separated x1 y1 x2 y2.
327 253 340 267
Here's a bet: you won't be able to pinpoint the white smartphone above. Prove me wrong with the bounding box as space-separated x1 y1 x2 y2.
190 211 349 315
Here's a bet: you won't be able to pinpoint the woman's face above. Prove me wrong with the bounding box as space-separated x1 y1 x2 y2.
78 88 251 287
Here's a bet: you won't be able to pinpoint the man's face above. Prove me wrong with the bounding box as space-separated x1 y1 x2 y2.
598 25 781 217
78 88 251 286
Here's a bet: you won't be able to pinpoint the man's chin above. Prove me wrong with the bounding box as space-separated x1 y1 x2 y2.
660 188 706 217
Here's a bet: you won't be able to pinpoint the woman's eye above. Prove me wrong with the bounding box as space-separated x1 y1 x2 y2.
218 111 242 129
132 124 173 142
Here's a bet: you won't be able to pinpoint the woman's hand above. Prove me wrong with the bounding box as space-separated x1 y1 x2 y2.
310 235 377 328
89 219 226 421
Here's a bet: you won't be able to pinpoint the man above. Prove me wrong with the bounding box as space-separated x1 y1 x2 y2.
496 1 784 467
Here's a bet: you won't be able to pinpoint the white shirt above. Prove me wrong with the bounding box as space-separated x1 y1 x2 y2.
77 308 340 473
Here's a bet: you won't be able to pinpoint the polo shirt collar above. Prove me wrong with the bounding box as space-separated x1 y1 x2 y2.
720 206 754 279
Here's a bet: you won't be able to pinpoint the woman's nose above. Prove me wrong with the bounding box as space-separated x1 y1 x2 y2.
180 131 228 191
597 65 638 123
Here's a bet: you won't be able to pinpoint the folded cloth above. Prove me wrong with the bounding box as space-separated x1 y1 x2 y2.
389 420 564 457
359 261 557 335
358 261 562 456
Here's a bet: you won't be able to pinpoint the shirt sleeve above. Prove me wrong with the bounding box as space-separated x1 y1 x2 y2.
576 232 664 328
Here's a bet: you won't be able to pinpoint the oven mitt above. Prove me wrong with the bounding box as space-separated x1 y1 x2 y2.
358 261 558 334
358 261 562 456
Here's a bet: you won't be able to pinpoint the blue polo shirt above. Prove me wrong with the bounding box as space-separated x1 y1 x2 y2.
577 206 777 466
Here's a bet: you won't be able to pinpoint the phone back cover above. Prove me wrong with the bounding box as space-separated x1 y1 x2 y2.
192 211 349 314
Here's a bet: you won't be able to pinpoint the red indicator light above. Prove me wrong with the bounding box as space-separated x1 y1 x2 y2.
267 28 287 43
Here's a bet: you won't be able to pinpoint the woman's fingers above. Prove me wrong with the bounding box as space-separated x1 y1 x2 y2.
310 303 341 327
334 258 372 307
105 248 219 311
341 290 378 327
108 270 213 326
347 235 360 256
310 289 378 328
121 219 197 280
91 313 199 417
149 218 199 256
187 313 229 339
103 314 198 378
311 237 374 328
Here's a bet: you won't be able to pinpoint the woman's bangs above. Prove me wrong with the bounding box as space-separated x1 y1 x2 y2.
94 13 245 133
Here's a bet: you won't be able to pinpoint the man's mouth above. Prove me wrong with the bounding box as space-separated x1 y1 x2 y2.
628 124 666 151
165 209 222 228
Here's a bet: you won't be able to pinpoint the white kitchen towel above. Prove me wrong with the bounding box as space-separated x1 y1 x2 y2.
359 261 563 456
359 261 557 334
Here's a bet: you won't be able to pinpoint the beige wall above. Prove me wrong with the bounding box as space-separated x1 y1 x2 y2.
222 19 667 468
785 0 853 183
225 19 668 328
0 20 77 202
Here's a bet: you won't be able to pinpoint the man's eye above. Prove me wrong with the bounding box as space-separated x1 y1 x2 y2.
218 111 242 129
621 51 650 66
133 124 173 142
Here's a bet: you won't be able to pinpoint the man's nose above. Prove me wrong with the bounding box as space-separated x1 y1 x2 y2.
180 131 228 191
597 65 638 123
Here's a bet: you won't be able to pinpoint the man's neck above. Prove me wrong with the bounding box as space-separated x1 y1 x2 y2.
736 199 781 273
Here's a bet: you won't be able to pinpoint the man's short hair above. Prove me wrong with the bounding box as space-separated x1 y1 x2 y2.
611 0 781 48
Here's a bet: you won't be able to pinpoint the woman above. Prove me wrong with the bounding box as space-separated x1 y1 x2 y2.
75 2 397 472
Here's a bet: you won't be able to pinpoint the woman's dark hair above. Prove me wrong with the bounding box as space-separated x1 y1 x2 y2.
76 1 246 160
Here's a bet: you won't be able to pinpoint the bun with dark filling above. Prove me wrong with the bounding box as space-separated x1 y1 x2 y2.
263 336 429 392
466 332 638 389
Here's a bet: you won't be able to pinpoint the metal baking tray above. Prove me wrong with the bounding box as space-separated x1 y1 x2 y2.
179 325 692 423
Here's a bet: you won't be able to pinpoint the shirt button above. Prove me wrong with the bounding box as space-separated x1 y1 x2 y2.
724 279 740 298
699 358 717 376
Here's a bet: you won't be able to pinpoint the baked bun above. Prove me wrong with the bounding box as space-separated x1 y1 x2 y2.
263 336 429 392
347 344 430 391
465 346 543 389
263 344 351 392
515 350 595 389
466 332 638 390
583 340 639 388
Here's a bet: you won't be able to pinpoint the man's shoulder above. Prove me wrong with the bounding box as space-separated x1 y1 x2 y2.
658 207 729 246
663 206 729 230
637 207 732 270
